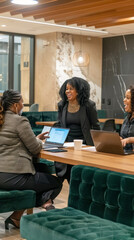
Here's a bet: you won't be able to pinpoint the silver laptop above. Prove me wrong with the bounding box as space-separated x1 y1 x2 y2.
43 127 70 149
90 130 134 155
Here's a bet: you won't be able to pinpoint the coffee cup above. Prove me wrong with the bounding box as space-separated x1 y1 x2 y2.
73 139 83 150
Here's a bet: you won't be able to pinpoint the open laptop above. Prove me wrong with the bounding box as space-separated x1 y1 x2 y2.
43 127 70 149
90 130 134 155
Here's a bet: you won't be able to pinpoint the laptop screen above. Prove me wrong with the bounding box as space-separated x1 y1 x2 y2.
45 127 69 145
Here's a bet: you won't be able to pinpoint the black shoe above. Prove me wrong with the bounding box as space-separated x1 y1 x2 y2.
45 205 55 211
5 217 20 230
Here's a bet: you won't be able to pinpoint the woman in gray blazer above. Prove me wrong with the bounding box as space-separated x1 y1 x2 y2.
0 90 62 228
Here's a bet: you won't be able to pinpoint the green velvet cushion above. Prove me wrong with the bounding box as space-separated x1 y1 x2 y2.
97 110 107 118
20 166 134 240
22 111 58 135
42 111 58 121
39 159 55 174
22 112 43 129
20 207 134 240
68 166 134 227
0 190 36 213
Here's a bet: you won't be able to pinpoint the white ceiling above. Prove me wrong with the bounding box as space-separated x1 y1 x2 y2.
1 12 134 38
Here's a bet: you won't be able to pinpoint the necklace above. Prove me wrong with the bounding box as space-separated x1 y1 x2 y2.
68 102 80 113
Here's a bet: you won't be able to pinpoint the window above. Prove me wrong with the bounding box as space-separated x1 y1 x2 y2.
0 34 9 92
0 32 35 107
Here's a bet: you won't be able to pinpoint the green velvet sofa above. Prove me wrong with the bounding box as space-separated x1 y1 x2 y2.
22 110 107 136
20 165 134 240
0 189 36 229
22 111 58 136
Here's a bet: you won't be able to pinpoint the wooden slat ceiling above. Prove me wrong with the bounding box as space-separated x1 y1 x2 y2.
1 0 134 29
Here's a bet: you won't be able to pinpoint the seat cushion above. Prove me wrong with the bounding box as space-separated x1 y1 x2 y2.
0 190 36 213
20 207 134 240
39 159 55 174
68 165 134 227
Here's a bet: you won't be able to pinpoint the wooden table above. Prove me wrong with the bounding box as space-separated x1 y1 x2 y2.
99 118 124 125
36 119 124 126
40 147 134 175
36 121 56 126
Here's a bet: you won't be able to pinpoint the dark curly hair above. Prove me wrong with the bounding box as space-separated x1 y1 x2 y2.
59 77 90 106
0 90 22 126
130 85 134 113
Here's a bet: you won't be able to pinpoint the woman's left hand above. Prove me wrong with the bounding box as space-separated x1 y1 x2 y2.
36 132 49 140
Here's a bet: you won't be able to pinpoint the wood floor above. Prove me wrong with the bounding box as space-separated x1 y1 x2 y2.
0 180 69 240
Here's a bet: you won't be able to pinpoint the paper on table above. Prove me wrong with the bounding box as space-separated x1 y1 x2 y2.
82 146 96 152
63 142 86 148
63 142 75 147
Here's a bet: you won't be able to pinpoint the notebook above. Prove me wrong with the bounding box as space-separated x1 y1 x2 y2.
43 127 70 149
90 130 134 155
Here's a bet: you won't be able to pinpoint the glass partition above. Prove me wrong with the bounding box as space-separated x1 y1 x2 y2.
0 32 34 107
0 34 9 94
14 36 31 108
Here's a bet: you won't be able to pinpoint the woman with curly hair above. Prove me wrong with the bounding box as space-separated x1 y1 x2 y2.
55 77 100 182
120 85 134 148
0 90 62 229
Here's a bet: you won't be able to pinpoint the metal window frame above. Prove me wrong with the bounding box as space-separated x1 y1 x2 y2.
0 31 35 106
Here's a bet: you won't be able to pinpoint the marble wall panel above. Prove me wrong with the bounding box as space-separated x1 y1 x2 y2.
56 33 102 110
35 32 102 111
102 35 134 118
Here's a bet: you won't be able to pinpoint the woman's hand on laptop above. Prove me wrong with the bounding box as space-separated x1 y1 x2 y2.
121 137 134 147
36 132 50 141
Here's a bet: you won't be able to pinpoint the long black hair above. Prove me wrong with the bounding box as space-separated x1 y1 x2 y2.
130 85 134 113
59 77 90 106
0 90 22 126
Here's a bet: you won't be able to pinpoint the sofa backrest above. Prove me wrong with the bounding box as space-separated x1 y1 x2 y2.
22 111 58 128
97 110 107 118
68 165 134 227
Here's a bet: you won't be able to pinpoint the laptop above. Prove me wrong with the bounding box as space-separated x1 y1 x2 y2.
90 130 134 155
43 127 70 149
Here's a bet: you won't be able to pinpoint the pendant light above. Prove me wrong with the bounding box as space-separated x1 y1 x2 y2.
73 51 89 67
11 0 38 5
73 34 89 67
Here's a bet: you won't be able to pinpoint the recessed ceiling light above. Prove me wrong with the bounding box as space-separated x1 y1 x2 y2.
1 25 6 27
11 0 38 5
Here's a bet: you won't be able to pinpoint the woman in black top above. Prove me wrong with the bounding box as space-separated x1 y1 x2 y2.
120 85 134 148
55 77 100 182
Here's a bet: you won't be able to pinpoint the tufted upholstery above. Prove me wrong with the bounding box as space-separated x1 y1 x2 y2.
20 165 134 240
22 111 58 135
68 165 134 227
0 190 36 213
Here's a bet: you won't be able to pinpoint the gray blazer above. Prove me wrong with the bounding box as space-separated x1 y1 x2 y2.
0 111 42 174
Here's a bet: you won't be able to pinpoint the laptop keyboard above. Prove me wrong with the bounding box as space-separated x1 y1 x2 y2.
43 144 61 149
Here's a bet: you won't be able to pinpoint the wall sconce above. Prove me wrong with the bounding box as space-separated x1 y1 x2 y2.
73 51 89 67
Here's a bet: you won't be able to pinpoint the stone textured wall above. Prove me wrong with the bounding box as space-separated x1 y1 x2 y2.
35 32 102 111
102 35 134 118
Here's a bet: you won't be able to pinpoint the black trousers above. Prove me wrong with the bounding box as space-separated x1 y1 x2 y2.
0 167 62 207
